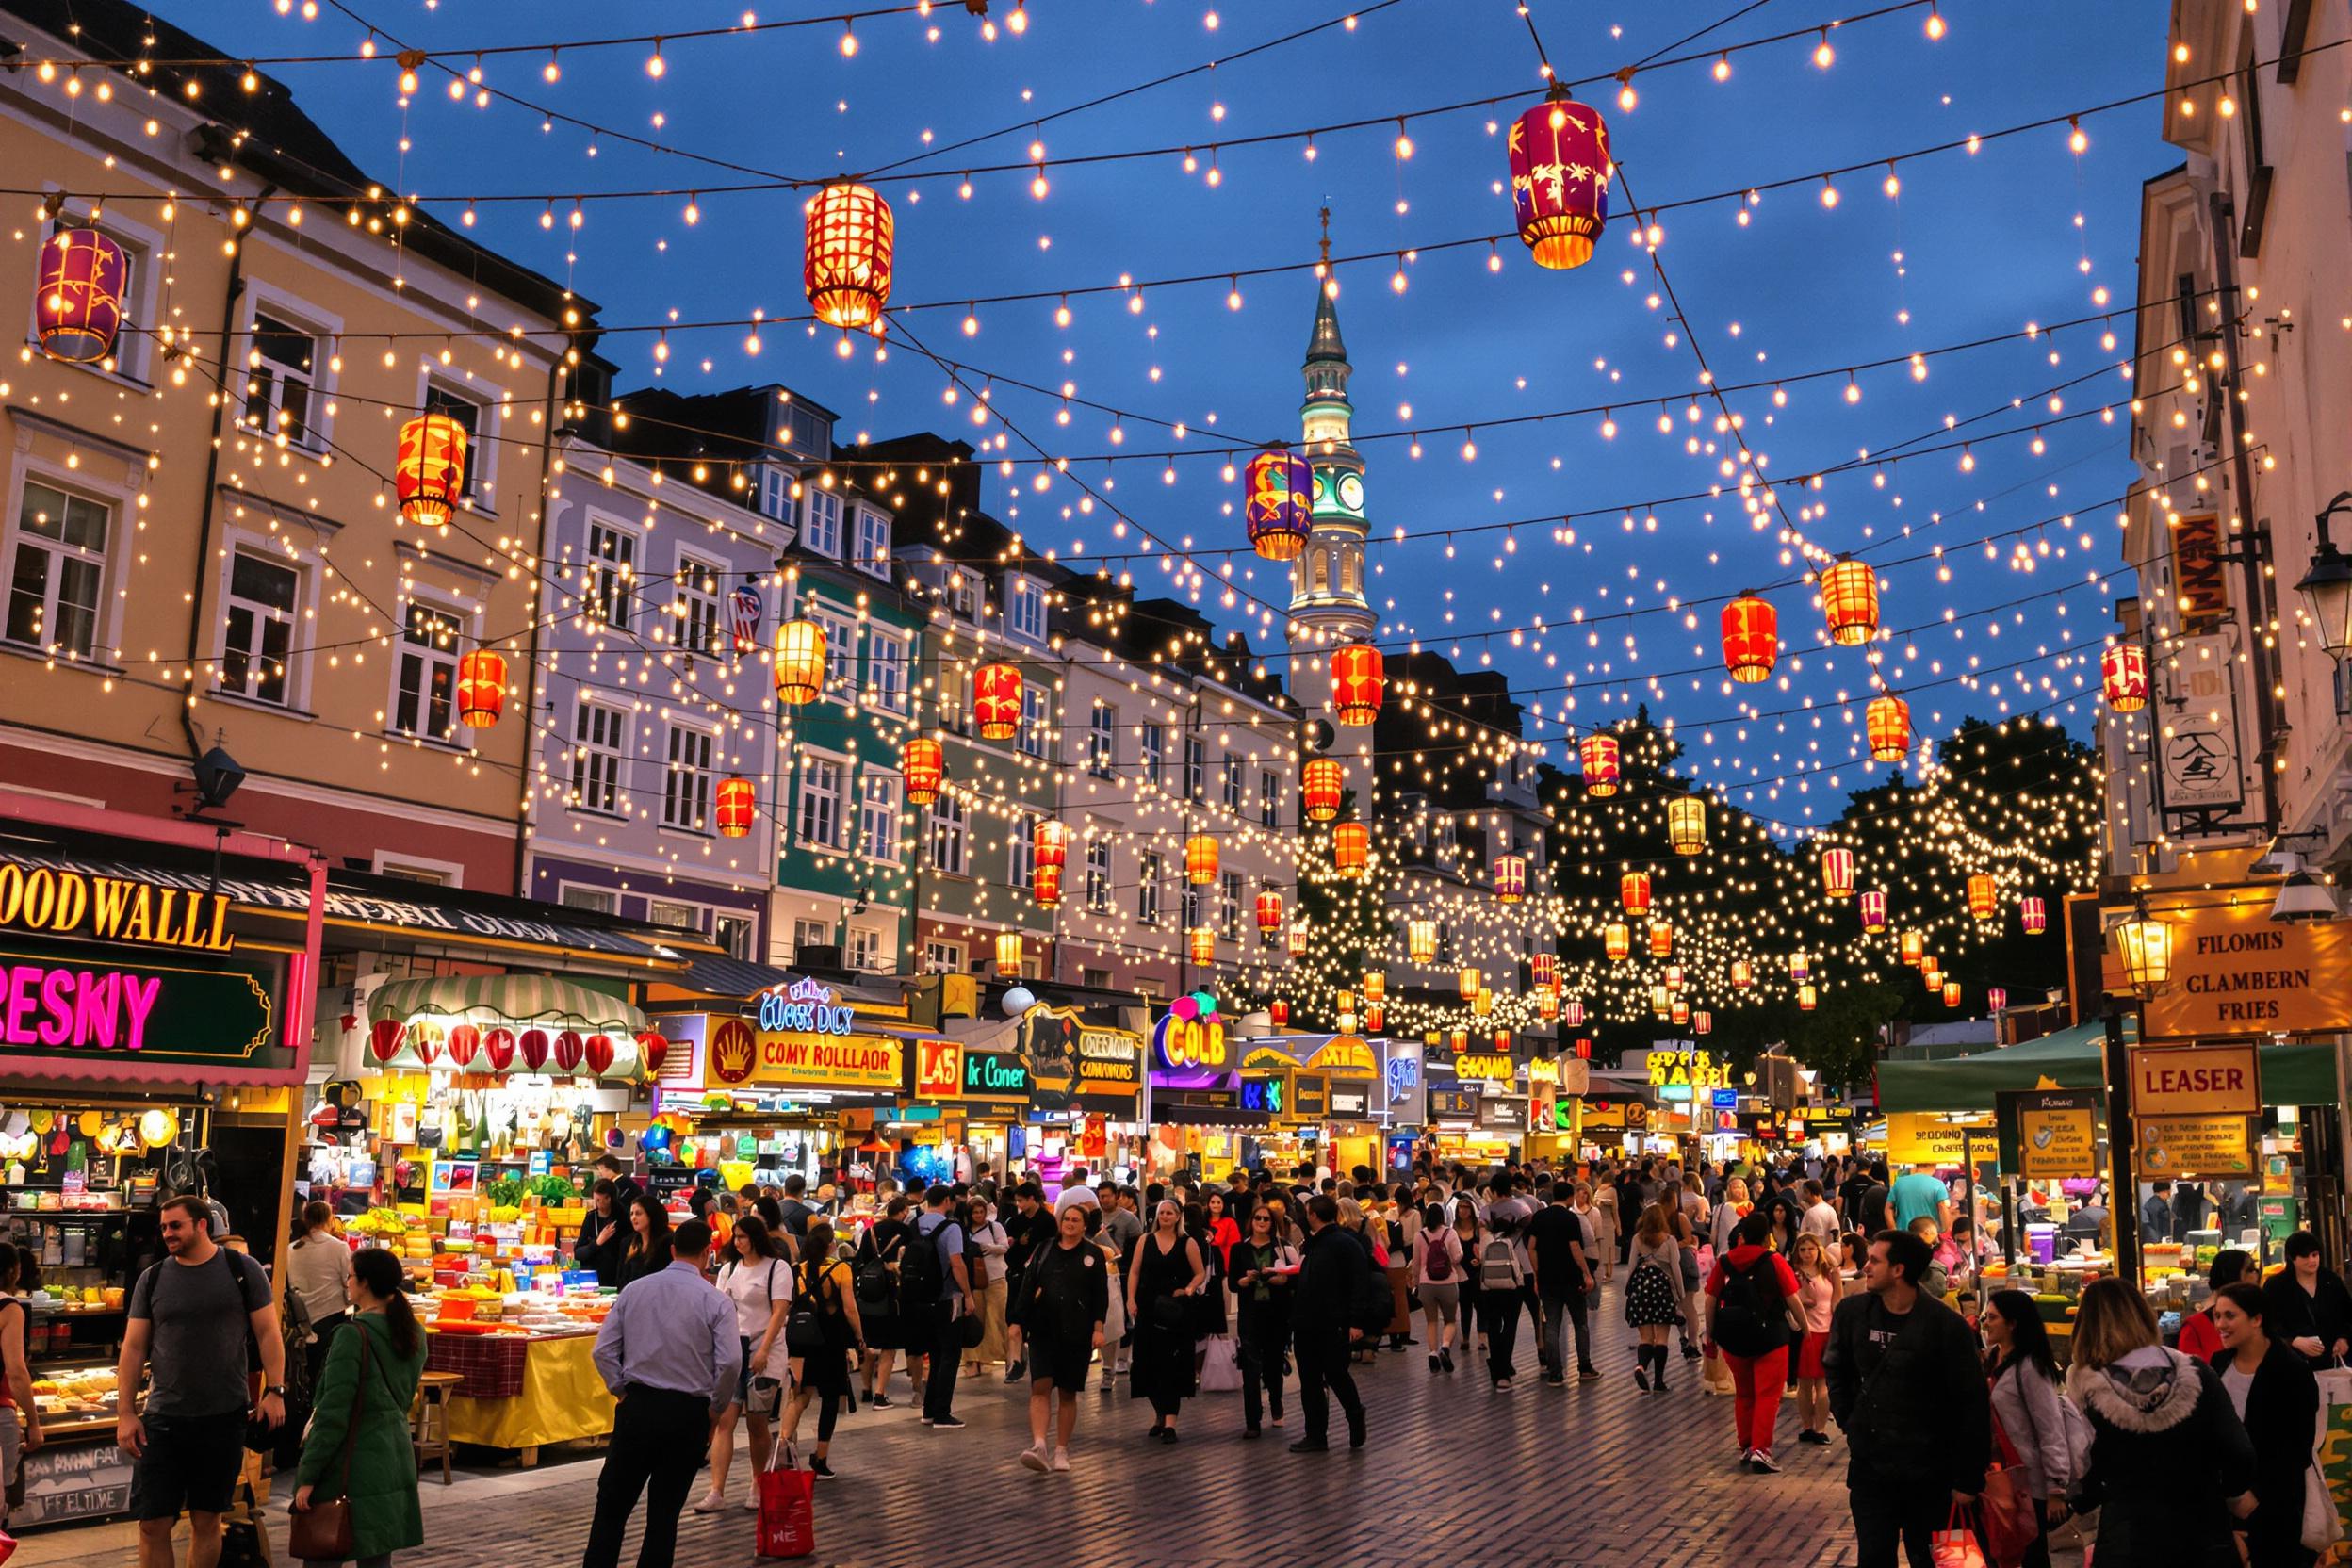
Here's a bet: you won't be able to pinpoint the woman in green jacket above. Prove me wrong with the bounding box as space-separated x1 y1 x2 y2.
292 1248 426 1567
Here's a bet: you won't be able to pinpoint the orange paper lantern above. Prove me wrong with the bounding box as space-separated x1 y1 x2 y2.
714 775 756 838
1300 757 1344 823
1620 872 1652 916
1820 846 1854 900
1035 820 1069 871
973 662 1022 740
774 619 825 706
1187 927 1217 965
1332 823 1369 878
1866 694 1912 762
1330 643 1385 727
1730 958 1754 988
455 648 505 728
803 182 894 329
1721 593 1779 683
1604 923 1630 962
1032 862 1062 907
1968 872 1998 922
1820 558 1879 646
1648 922 1673 959
901 737 944 806
1185 833 1219 885
396 413 469 527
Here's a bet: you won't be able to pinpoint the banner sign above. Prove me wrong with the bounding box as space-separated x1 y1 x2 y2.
2136 1113 2256 1180
1996 1088 2101 1180
1884 1110 1993 1168
0 865 236 954
1019 1004 1141 1110
1647 1049 1732 1089
0 933 285 1079
705 1016 902 1091
2131 1043 2260 1118
2141 899 2352 1039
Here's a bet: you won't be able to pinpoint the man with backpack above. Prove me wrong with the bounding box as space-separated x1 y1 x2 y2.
1527 1182 1600 1384
906 1185 972 1429
1289 1195 1369 1452
1703 1210 1805 1472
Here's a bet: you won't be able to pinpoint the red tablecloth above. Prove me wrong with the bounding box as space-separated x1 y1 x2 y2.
424 1331 531 1397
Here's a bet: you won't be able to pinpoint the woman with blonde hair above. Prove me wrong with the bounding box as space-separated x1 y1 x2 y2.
1588 1164 1620 1283
1786 1231 1838 1446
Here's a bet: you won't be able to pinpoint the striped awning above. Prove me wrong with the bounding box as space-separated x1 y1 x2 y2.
366 974 650 1080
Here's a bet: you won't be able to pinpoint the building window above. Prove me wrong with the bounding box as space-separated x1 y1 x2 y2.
1082 967 1112 989
6 480 109 658
868 632 908 715
1018 682 1051 760
1139 723 1165 784
646 899 703 933
924 939 966 974
1086 841 1112 912
792 917 831 956
1436 923 1455 964
854 508 892 580
570 699 628 816
858 772 900 861
422 384 490 506
760 466 794 524
561 886 618 914
1221 756 1243 811
585 522 635 629
1182 883 1200 932
798 756 843 848
1135 977 1164 1004
1184 736 1205 801
662 725 716 833
1137 852 1163 925
847 925 884 971
813 609 858 701
1219 872 1242 940
929 793 968 874
938 661 971 735
672 555 724 658
803 490 842 558
1010 811 1038 890
220 549 298 704
1006 576 1048 642
1261 771 1281 829
715 913 756 960
393 600 465 740
243 313 320 449
779 402 828 457
1087 700 1118 777
947 574 982 623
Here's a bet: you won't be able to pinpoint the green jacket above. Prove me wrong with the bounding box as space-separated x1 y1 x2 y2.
295 1312 426 1558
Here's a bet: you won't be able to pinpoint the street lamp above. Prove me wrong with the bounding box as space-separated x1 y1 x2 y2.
2295 491 2352 660
2112 899 2175 999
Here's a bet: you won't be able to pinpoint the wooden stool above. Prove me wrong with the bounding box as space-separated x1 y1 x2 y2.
414 1371 463 1485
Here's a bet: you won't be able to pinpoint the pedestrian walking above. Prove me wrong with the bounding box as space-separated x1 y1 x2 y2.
1288 1195 1367 1452
1127 1199 1207 1442
963 1198 1009 1378
1824 1228 1989 1568
854 1195 915 1406
1412 1199 1463 1373
698 1214 792 1512
117 1196 288 1568
1788 1232 1838 1446
0 1244 37 1532
907 1184 973 1429
776 1221 863 1480
2205 1282 2317 1568
583 1218 737 1568
1623 1203 1683 1393
1011 1202 1110 1473
1527 1181 1598 1383
1001 1183 1054 1383
287 1201 355 1392
1589 1165 1620 1282
1472 1198 1530 1389
1981 1289 2077 1568
1704 1211 1803 1473
1230 1205 1298 1435
289 1249 426 1568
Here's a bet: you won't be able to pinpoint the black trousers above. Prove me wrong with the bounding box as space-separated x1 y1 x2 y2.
1294 1328 1362 1444
922 1303 963 1420
1539 1290 1592 1373
1848 1461 1949 1568
1479 1291 1522 1381
1237 1312 1289 1429
582 1385 710 1568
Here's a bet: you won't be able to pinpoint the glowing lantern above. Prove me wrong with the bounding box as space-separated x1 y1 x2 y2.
1033 863 1063 906
995 931 1024 972
1899 930 1925 967
1507 89 1612 270
1563 999 1586 1028
1459 967 1483 995
1942 980 1963 1008
2114 903 2175 997
1648 922 1674 959
1620 872 1652 916
396 413 469 527
1650 985 1672 1019
1330 643 1385 726
901 737 944 805
1788 951 1810 984
1270 1000 1290 1026
1988 986 2008 1012
1867 694 1912 762
456 649 506 728
1798 984 1818 1011
1604 923 1630 962
1573 1037 1592 1060
1257 889 1284 936
1494 855 1527 903
1363 972 1386 1004
1035 820 1069 873
1450 1028 1470 1053
2101 644 2148 712
774 619 826 706
973 662 1022 740
1537 989 1559 1021
1407 919 1438 964
1859 889 1888 933
2020 895 2048 936
1244 449 1314 562
1968 873 1998 922
1693 1010 1712 1036
1332 823 1369 878
1472 988 1494 1018
1529 954 1557 988
803 181 894 329
35 227 127 363
1184 833 1218 885
1667 796 1707 857
1730 958 1754 989
714 776 756 838
1923 964 1944 990
1820 558 1880 646
1580 733 1620 796
1301 758 1345 822
1365 1004 1385 1033
1187 926 1217 966
1671 998 1690 1027
1721 593 1779 684
1665 964 1686 992
1820 846 1855 900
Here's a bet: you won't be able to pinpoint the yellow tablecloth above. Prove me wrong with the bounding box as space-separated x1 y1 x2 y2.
444 1332 615 1450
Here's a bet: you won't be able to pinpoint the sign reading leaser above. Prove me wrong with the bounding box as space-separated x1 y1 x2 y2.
2132 1043 2260 1118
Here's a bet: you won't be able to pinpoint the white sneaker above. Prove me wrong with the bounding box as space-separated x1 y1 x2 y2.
1018 1443 1049 1473
1049 1449 1070 1473
693 1491 727 1513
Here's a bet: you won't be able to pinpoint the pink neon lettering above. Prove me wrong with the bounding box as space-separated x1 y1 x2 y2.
0 964 164 1052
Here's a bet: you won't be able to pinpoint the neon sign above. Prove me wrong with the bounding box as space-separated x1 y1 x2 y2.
1151 992 1230 1086
759 977 855 1036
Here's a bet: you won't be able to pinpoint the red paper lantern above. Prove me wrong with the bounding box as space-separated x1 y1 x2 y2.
1529 953 1557 988
1300 758 1344 823
1604 923 1630 962
1671 998 1690 1027
1033 863 1062 907
1493 855 1527 903
1332 823 1369 879
1648 922 1673 959
1859 889 1888 933
1574 1037 1592 1061
396 413 469 528
446 1023 481 1070
1185 833 1219 886
36 227 127 363
1820 846 1855 900
1580 733 1620 797
1620 871 1651 916
367 1019 405 1065
1507 90 1612 270
1968 873 1998 922
1942 980 1963 1008
553 1030 586 1073
518 1028 550 1070
1563 999 1586 1029
1244 449 1314 562
1269 999 1290 1026
2101 644 2148 712
715 776 757 838
1820 558 1879 646
1694 1010 1713 1036
1330 643 1385 727
1364 1004 1384 1033
585 1033 616 1076
1035 820 1069 871
902 737 945 806
1988 987 2008 1013
1866 694 1912 762
803 182 894 330
635 1030 670 1075
1721 593 1778 684
2020 895 2048 936
482 1028 516 1072
1256 889 1284 935
454 649 505 728
973 662 1022 740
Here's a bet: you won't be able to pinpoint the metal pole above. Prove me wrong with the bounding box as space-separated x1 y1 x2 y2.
2102 1004 2141 1283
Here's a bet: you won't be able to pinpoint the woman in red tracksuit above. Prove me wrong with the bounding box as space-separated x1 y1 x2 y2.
1703 1210 1804 1474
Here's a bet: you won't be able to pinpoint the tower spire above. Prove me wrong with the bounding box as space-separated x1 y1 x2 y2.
1287 204 1374 648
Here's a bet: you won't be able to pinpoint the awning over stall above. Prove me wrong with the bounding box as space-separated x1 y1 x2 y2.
1876 1021 2338 1114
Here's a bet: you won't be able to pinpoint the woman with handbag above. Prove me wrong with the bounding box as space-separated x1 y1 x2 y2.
1126 1200 1206 1443
289 1250 425 1568
2210 1282 2323 1568
1983 1290 2077 1568
699 1215 792 1513
776 1221 863 1480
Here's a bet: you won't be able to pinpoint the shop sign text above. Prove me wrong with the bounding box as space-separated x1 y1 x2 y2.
758 979 855 1036
0 865 234 954
1647 1049 1731 1089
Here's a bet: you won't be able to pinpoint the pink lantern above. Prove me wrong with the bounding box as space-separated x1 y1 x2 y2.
1988 987 2008 1012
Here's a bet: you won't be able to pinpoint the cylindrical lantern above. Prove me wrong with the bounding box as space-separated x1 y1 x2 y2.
1859 889 1888 933
1033 863 1062 906
1730 958 1754 988
994 932 1022 971
1363 972 1386 1004
1968 872 1998 922
1820 558 1880 646
1665 964 1686 992
1035 820 1069 872
774 618 826 705
1529 953 1557 988
1472 988 1494 1018
901 737 944 805
1269 999 1290 1026
1942 980 1963 1007
1244 449 1314 562
1798 983 1818 1011
1407 919 1437 964
1256 889 1284 935
1301 757 1345 823
804 182 894 329
1458 967 1483 996
1330 643 1385 727
1187 926 1217 965
1620 871 1652 916
973 662 1022 740
1494 855 1527 903
1648 922 1674 959
1450 1028 1470 1053
1788 951 1811 984
1604 923 1630 962
1184 833 1218 885
1922 964 1944 990
714 775 756 838
1564 998 1586 1028
2101 644 2148 712
1820 846 1855 900
1671 998 1690 1027
1899 930 1925 967
455 648 506 728
1866 694 1912 762
1721 593 1779 684
1537 989 1559 1021
2020 895 2048 936
1332 822 1369 878
1693 1010 1712 1036
1507 90 1612 270
1988 986 2008 1012
35 227 128 364
1649 984 1672 1019
1364 1004 1384 1033
1337 989 1356 1016
396 413 469 527
1667 796 1707 856
1580 733 1620 796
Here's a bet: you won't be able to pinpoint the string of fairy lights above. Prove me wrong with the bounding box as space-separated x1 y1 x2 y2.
4 0 2208 1044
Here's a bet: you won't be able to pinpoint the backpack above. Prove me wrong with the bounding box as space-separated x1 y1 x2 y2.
900 1214 950 1311
1709 1255 1788 1358
1423 1230 1455 1283
1478 1236 1522 1291
786 1259 839 1354
854 1230 902 1317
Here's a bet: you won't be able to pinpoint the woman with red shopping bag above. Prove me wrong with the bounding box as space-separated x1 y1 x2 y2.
1981 1291 2075 1568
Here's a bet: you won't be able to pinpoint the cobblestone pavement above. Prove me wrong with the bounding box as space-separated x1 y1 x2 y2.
31 1293 1893 1568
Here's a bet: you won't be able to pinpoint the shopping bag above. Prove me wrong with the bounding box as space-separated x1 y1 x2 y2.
2311 1361 2352 1551
756 1444 816 1560
0 1528 16 1566
1200 1336 1241 1393
1929 1504 1988 1568
1977 1415 2039 1568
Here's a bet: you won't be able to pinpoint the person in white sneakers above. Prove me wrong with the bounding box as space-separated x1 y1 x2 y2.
1008 1203 1108 1474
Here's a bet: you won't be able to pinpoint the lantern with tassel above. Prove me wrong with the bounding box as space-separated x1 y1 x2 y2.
1301 757 1344 822
901 737 944 805
973 662 1022 740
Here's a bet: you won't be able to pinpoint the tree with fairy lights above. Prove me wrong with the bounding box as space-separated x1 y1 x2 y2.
1250 790 1398 1033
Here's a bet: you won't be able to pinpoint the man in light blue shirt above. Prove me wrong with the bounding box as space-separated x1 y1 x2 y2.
583 1219 736 1568
1888 1165 1953 1233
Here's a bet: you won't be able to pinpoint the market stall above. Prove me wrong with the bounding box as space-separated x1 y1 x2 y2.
1013 1003 1144 1199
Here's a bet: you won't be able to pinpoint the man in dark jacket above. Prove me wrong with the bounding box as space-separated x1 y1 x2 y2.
1289 1195 1367 1453
1824 1228 1988 1567
1001 1183 1056 1382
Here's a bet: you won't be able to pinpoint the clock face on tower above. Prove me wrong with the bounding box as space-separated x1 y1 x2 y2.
1338 473 1364 514
1313 471 1331 507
